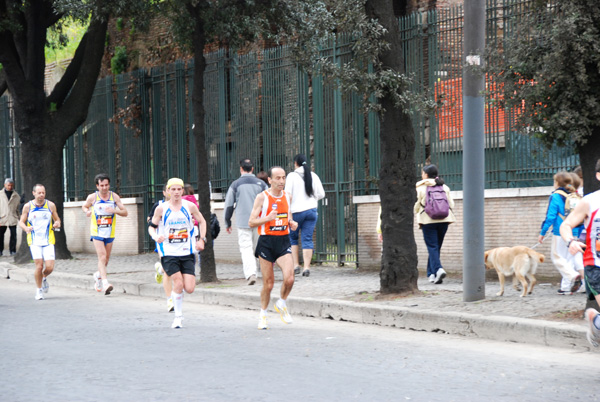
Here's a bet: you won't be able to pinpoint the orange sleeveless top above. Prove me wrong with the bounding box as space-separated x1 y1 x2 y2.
258 190 290 236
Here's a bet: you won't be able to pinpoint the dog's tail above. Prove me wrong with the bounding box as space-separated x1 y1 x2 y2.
526 248 545 263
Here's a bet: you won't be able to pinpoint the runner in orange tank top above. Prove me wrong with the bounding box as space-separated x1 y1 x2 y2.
249 166 298 329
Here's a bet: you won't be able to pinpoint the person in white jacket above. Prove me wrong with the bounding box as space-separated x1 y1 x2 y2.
285 154 325 276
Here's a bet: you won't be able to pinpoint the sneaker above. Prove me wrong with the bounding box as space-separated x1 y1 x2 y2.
102 283 114 295
557 289 573 295
257 314 268 330
274 300 293 324
434 268 446 284
428 274 435 283
155 262 163 284
93 272 102 292
42 277 49 293
167 298 174 312
570 274 582 293
247 274 257 286
584 308 600 348
35 289 44 300
171 316 183 329
294 266 301 275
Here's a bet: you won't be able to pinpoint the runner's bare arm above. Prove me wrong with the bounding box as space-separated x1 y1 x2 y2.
49 201 61 228
248 193 275 228
560 197 589 255
82 193 94 217
189 203 207 251
18 203 32 233
112 194 129 217
148 204 165 243
286 193 297 231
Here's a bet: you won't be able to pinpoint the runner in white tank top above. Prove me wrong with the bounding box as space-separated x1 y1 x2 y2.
19 184 61 301
148 178 207 329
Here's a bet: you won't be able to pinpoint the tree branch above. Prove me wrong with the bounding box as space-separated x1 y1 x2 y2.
46 30 87 108
52 16 108 143
0 31 29 102
0 69 7 97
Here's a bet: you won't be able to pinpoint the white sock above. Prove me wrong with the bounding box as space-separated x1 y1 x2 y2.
277 298 286 308
102 279 109 287
260 309 268 316
37 288 43 292
172 291 183 317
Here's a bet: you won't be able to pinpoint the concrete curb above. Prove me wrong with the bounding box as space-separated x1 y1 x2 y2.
2 266 595 352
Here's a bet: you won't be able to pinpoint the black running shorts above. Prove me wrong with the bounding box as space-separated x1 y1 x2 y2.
161 254 196 276
254 235 291 263
585 265 600 299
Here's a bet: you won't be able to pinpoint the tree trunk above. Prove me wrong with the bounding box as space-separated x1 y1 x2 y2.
578 127 600 195
190 2 218 282
366 0 419 294
15 129 72 263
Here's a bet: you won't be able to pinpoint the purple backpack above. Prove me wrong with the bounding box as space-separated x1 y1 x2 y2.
424 185 450 219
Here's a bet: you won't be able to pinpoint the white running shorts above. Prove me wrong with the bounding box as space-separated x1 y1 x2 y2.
29 245 55 261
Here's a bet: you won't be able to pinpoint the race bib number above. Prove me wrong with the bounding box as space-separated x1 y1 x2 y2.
168 228 189 243
97 216 113 228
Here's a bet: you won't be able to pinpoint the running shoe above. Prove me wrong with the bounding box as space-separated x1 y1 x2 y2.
35 289 44 300
428 274 435 283
155 262 163 284
557 289 572 295
434 268 446 284
585 308 600 348
257 314 268 330
247 274 256 286
570 274 582 293
42 277 49 293
102 282 114 295
294 266 301 275
167 297 174 312
171 316 183 329
274 300 293 324
93 271 102 292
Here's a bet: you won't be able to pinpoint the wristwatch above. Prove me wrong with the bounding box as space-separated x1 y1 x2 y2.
201 237 207 242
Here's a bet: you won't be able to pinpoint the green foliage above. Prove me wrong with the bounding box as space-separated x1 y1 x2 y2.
274 0 436 114
486 0 600 149
111 46 128 75
116 17 124 31
163 0 434 114
45 18 87 63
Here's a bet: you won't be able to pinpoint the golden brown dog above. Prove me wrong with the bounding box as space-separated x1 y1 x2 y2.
484 246 545 297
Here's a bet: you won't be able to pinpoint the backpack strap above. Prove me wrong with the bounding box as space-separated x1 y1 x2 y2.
554 189 568 198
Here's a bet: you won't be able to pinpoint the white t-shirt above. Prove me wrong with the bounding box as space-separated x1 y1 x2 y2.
284 167 325 213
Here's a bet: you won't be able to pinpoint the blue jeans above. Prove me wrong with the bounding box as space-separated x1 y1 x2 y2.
421 222 449 277
289 208 318 249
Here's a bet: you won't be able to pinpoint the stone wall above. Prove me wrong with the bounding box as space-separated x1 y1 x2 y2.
62 198 144 255
355 187 562 279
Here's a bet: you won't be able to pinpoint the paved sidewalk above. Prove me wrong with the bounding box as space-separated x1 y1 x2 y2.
1 253 596 352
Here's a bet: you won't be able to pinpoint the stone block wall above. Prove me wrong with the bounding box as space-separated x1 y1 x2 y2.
63 198 143 255
355 187 561 279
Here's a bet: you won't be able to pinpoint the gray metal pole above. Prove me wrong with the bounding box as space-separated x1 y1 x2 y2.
462 0 486 302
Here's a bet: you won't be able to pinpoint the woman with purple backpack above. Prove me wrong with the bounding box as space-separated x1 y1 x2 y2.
414 164 456 284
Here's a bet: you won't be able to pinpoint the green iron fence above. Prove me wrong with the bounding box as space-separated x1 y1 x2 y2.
400 0 578 191
0 0 580 262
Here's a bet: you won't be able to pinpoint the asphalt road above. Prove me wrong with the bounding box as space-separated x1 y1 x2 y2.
1 279 598 402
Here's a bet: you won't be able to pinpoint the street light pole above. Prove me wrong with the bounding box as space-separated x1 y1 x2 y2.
462 0 486 302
